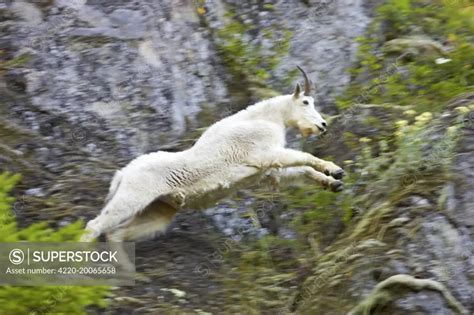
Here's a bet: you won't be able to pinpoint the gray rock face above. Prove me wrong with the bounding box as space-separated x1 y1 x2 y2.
3 1 227 160
278 0 371 109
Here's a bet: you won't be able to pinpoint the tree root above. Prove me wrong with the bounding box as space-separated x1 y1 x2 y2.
349 274 468 315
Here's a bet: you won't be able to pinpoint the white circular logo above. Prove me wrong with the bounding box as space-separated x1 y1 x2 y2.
9 249 24 265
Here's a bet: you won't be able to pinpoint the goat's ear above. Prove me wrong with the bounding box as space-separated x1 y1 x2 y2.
293 83 301 99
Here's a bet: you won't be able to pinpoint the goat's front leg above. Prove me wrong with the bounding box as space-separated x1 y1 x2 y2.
265 166 343 192
250 149 344 179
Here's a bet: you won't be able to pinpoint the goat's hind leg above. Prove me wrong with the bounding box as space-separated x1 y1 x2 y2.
106 199 178 280
105 230 136 281
81 216 106 242
84 182 173 240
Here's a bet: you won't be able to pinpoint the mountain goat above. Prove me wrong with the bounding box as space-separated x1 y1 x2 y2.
81 66 345 251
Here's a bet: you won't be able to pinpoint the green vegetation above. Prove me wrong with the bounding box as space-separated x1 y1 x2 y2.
218 176 359 313
357 111 461 207
292 1 473 311
334 0 472 204
215 11 292 99
337 0 473 111
0 53 32 72
223 237 295 313
0 173 109 315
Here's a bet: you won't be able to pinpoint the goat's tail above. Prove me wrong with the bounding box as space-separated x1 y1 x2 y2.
104 170 122 204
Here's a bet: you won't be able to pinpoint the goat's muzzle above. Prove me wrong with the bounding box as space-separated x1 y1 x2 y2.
300 127 314 137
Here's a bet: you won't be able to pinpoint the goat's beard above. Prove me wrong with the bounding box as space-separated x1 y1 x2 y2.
300 127 317 137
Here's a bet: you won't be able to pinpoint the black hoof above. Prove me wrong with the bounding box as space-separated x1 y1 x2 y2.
330 180 344 192
331 169 345 180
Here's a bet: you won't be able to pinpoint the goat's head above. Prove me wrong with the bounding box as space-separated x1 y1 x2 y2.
288 66 327 137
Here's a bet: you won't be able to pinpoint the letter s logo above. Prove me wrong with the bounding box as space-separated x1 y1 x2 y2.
9 249 24 265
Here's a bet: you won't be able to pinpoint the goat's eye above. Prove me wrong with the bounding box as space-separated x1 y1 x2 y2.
303 100 309 105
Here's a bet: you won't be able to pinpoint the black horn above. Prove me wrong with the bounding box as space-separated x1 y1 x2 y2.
296 65 311 96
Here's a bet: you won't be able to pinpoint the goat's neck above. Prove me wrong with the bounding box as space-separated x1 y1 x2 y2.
237 95 292 127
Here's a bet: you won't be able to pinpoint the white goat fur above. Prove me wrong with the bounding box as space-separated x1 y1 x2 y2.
82 72 344 245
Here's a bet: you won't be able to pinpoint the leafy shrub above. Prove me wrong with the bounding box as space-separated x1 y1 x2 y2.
349 111 461 205
0 172 109 315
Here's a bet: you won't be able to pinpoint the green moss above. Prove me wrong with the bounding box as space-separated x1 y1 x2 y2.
343 131 359 149
263 3 275 11
0 53 32 71
362 115 382 128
